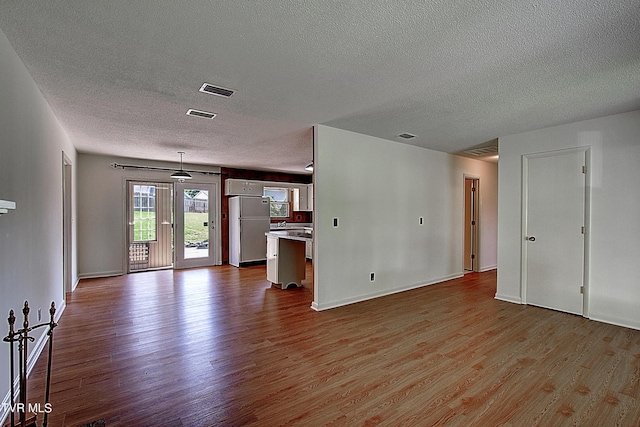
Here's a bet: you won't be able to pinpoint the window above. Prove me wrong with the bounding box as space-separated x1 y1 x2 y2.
133 185 156 241
263 187 290 218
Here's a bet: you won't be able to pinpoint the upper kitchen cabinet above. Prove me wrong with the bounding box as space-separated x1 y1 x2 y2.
225 179 264 196
292 184 313 212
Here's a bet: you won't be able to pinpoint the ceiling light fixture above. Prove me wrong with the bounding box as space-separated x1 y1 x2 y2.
304 162 314 172
170 152 192 181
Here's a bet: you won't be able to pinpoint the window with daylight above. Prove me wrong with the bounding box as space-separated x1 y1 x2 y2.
263 187 290 218
133 185 157 241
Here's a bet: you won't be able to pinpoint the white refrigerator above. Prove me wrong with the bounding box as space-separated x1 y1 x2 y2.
229 196 271 267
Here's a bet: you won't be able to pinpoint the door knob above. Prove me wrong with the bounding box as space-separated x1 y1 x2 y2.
526 236 536 241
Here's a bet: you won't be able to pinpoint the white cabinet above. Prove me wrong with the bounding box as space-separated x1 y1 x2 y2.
305 239 313 260
266 235 279 283
291 184 313 212
266 234 306 289
225 179 264 196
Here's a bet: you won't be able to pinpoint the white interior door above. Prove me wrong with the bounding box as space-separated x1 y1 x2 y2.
174 182 218 269
524 148 587 315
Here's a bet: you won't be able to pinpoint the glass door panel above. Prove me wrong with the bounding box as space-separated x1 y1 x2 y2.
183 189 209 259
174 182 218 269
127 181 173 272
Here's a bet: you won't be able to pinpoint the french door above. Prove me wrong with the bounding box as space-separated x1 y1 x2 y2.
127 181 174 272
174 182 218 269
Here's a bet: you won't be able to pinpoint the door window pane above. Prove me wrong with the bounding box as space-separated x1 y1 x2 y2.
133 185 156 241
183 189 209 259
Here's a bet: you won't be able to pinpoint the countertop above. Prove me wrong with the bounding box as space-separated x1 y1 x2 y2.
266 230 312 242
270 222 312 230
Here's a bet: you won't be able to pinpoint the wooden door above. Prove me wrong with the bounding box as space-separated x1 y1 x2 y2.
464 178 479 272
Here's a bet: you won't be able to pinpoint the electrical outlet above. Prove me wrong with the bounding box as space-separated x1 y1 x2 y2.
370 272 375 281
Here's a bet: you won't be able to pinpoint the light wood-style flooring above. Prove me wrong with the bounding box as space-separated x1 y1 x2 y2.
22 265 640 426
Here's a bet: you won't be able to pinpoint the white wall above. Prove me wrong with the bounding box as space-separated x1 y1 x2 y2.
312 125 497 310
77 154 221 277
0 28 77 421
497 110 640 330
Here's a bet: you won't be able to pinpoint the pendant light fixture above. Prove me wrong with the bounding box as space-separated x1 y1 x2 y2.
170 151 192 181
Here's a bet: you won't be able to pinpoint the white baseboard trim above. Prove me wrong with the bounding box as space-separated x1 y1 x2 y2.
78 270 123 280
311 273 464 311
0 299 65 426
495 293 522 304
480 265 497 272
55 299 65 323
588 312 640 331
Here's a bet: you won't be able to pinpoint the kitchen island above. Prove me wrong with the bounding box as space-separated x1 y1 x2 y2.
266 230 311 289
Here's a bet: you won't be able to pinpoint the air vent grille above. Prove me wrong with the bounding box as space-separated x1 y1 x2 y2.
186 109 216 119
199 83 235 98
464 146 497 156
398 133 416 139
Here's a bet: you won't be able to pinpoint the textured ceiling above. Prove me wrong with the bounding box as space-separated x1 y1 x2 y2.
1 1 639 173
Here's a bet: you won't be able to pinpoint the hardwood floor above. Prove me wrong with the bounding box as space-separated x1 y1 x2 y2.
21 265 640 426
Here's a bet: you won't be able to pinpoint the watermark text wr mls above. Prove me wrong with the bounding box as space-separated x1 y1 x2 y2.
2 402 53 414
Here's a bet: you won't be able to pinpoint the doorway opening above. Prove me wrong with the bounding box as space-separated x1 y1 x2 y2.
62 153 73 299
464 177 479 273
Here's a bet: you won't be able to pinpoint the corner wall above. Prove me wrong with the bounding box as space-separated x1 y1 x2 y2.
312 125 497 310
0 28 77 422
497 110 640 329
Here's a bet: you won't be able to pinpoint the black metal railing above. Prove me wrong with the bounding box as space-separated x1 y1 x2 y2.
3 301 57 427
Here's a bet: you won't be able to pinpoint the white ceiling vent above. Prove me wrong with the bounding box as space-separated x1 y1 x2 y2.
186 109 216 119
199 83 235 98
463 146 498 156
398 133 416 139
459 140 498 157
457 139 499 162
